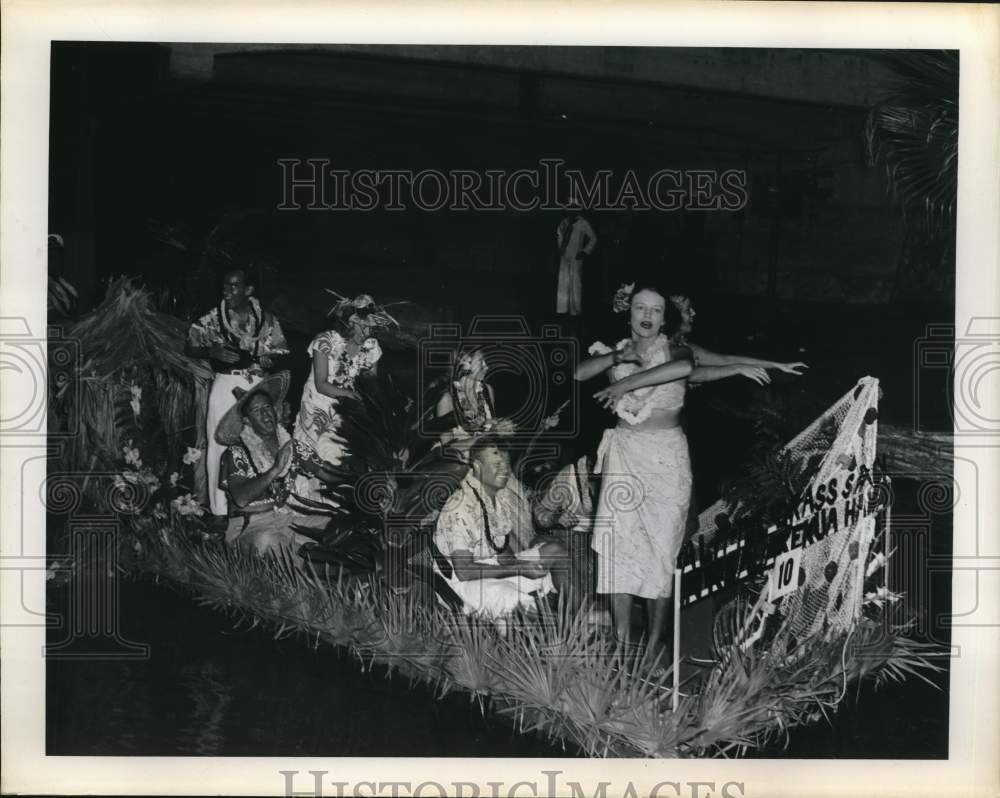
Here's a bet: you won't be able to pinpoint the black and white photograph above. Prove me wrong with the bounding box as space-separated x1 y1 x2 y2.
2 3 998 797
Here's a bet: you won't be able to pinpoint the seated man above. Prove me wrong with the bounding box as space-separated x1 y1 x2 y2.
215 373 325 560
533 451 597 534
533 450 601 618
433 435 568 617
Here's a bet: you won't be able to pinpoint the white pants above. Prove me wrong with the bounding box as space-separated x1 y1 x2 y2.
556 257 583 315
207 372 259 516
437 544 555 617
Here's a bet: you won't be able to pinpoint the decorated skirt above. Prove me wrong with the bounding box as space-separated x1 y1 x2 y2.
591 426 692 599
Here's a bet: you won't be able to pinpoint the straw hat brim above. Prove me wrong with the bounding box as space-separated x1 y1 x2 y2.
214 370 290 446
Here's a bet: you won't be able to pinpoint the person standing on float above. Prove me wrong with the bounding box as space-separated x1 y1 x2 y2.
555 198 598 321
575 283 774 660
186 268 289 521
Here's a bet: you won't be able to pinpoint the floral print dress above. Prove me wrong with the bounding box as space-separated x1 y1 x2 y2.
292 330 382 468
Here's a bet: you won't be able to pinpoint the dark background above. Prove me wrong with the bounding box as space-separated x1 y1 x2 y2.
48 43 952 325
46 43 954 758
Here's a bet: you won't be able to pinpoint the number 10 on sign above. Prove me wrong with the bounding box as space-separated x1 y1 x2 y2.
770 549 803 601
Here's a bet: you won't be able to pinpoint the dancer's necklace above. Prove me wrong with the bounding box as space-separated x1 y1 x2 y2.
634 337 656 357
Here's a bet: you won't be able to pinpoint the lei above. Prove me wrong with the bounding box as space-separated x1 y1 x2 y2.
219 297 264 355
451 376 495 432
238 423 292 506
465 476 513 554
588 335 671 425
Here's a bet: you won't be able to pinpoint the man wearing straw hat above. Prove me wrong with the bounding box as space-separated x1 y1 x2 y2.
186 269 289 522
215 372 325 559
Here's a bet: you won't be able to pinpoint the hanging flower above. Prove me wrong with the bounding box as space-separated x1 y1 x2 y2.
171 493 205 517
140 471 161 492
169 471 180 487
122 440 142 468
612 282 635 313
182 446 202 465
129 383 142 417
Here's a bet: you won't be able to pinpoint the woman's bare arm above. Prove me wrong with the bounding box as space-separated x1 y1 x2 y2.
435 391 453 418
689 342 807 374
615 358 693 392
311 350 359 400
592 359 693 410
574 352 618 382
689 363 771 385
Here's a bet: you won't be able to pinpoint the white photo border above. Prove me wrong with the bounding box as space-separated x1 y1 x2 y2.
2 2 998 796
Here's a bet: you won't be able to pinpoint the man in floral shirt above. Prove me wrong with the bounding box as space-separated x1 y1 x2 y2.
216 372 324 560
186 269 290 520
432 436 568 617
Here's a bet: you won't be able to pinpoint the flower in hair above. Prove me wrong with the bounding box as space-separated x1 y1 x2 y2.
612 282 635 314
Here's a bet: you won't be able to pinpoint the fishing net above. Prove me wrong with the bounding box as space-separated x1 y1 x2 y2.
686 377 883 654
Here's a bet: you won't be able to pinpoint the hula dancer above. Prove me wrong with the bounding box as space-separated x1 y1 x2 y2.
290 291 398 503
575 282 773 659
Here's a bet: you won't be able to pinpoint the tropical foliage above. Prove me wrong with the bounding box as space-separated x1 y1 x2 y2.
52 278 213 505
864 50 958 300
119 521 942 758
864 50 958 225
50 285 939 757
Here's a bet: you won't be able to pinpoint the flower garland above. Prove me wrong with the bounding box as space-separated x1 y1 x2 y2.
588 335 672 425
219 296 264 353
239 423 291 474
464 474 513 553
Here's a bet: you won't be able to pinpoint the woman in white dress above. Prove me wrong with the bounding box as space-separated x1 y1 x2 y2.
575 283 771 659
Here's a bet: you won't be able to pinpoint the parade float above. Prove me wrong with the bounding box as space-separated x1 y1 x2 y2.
47 280 941 758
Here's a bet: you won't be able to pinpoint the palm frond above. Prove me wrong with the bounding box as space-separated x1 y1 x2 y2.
119 513 947 759
864 50 958 226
